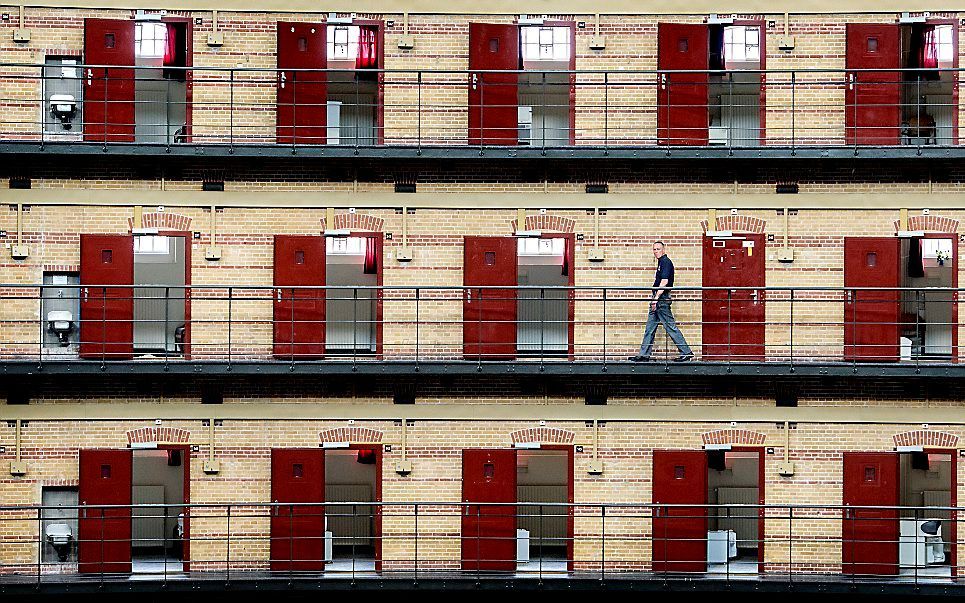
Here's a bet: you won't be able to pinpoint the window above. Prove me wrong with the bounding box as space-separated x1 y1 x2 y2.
517 237 565 256
921 238 953 260
326 236 366 255
520 26 571 61
134 235 171 254
723 25 760 64
934 24 954 63
135 21 167 58
328 25 357 60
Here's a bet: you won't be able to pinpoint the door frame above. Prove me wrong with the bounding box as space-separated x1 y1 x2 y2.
132 230 192 358
722 445 766 565
159 16 193 142
529 444 575 570
350 19 386 145
325 443 383 571
151 444 191 571
919 232 959 361
330 231 383 357
518 20 577 146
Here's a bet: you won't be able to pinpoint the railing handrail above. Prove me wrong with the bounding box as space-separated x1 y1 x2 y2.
25 284 965 292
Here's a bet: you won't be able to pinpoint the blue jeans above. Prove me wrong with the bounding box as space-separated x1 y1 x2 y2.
638 299 693 358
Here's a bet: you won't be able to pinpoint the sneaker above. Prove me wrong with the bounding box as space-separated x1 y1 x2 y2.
672 354 695 363
628 355 654 362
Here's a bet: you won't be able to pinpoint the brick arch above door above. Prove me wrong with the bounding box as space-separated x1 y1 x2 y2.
319 427 385 444
126 426 191 446
127 212 193 232
700 215 767 234
893 215 960 234
320 213 385 232
510 214 576 233
701 429 767 447
893 430 959 449
509 427 576 446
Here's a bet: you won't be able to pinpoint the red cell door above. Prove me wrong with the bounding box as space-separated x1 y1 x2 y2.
702 235 766 360
844 237 900 362
84 19 136 143
461 449 517 572
80 234 134 359
657 23 709 145
842 452 899 576
469 23 520 145
78 449 133 574
463 236 518 359
652 450 708 573
846 24 901 145
273 235 325 359
270 448 325 572
277 22 327 145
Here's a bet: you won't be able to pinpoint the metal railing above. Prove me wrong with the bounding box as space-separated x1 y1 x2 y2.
8 63 964 148
10 284 965 365
2 501 961 584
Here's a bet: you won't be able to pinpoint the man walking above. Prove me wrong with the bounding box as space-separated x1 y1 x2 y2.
629 241 694 362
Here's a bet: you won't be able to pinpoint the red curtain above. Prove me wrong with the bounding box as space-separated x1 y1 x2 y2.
561 239 572 277
356 26 378 69
919 26 939 69
363 236 378 274
163 23 178 65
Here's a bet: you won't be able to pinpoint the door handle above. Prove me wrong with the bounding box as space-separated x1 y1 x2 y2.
82 287 89 303
659 73 667 90
847 72 855 91
277 289 283 302
471 73 478 90
466 289 472 304
846 290 853 304
86 68 92 87
279 71 287 89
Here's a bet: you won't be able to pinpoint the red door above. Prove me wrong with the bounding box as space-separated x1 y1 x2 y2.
84 19 135 143
461 449 517 572
842 452 899 576
658 23 709 145
270 448 325 572
846 24 901 145
277 22 327 145
80 235 134 359
844 237 900 361
469 23 520 145
463 236 518 359
273 235 325 359
78 449 133 574
652 450 708 572
702 235 766 360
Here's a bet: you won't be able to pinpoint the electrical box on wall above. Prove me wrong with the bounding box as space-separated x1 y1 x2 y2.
589 35 606 50
204 246 222 261
776 248 795 263
777 35 795 50
12 28 30 43
202 459 221 474
10 245 28 260
9 460 26 476
777 461 795 477
395 459 413 475
396 247 414 262
207 32 224 47
587 249 605 262
397 35 415 49
587 459 604 475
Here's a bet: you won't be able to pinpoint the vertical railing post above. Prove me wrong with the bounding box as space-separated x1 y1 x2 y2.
601 288 607 368
600 504 606 582
417 71 423 151
539 287 546 369
103 67 109 148
38 284 44 367
788 505 793 583
789 288 794 367
36 505 42 584
353 287 359 369
226 287 233 368
414 287 421 364
603 72 609 148
541 70 547 153
163 286 170 369
790 71 796 150
226 504 231 585
229 69 235 149
413 502 419 584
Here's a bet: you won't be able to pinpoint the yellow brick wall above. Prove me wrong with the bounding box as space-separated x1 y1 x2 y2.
0 417 962 574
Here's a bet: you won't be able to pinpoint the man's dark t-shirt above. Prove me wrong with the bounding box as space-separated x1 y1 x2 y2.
652 255 674 299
